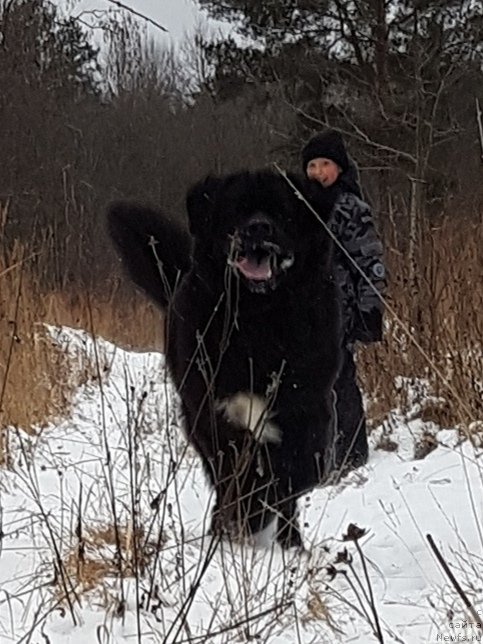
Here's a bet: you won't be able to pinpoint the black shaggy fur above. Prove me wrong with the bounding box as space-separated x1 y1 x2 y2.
108 170 341 548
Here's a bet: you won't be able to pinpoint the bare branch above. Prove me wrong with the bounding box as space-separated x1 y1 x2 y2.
105 0 168 33
292 103 418 166
476 98 483 164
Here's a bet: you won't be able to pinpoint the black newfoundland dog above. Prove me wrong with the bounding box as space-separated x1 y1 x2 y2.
108 170 341 548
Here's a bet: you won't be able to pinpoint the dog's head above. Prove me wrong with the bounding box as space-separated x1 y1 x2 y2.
186 170 336 294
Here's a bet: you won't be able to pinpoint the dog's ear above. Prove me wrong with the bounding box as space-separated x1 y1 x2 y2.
186 175 223 238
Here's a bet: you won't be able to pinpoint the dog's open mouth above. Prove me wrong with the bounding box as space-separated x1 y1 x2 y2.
231 238 295 292
235 242 276 281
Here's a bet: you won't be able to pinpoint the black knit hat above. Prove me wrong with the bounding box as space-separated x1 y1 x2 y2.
302 130 349 173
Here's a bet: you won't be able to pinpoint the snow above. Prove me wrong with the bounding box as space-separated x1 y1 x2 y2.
0 327 481 643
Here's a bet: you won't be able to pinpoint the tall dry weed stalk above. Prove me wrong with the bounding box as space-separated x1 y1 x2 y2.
0 211 74 462
359 213 482 432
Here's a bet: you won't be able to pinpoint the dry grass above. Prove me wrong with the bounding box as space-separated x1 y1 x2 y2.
60 523 159 595
0 270 163 464
0 247 76 458
40 283 164 353
359 214 483 434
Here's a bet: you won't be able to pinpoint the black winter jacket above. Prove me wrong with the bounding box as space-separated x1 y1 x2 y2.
308 159 386 346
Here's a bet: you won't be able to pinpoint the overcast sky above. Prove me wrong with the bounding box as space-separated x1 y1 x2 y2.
72 0 232 44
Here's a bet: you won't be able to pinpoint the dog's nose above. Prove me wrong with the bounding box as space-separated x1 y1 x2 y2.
247 217 273 238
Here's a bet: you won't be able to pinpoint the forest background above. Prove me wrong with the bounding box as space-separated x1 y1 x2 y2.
1 0 482 443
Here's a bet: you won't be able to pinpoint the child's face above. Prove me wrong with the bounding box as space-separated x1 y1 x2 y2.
306 157 341 187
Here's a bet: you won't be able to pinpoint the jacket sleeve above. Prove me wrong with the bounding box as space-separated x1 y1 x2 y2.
336 195 387 343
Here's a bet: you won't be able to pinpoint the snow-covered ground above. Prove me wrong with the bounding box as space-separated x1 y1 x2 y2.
0 328 481 643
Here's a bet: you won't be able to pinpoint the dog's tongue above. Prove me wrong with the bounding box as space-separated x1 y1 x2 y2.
235 256 272 281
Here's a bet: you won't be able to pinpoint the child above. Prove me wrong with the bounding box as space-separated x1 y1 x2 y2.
302 129 386 472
